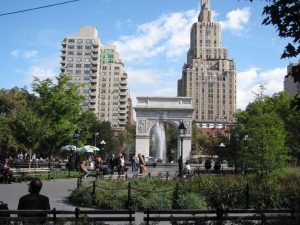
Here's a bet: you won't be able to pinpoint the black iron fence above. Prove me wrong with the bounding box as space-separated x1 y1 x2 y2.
0 208 299 224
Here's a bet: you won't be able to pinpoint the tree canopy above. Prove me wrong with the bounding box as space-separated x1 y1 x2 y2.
0 74 120 158
246 0 300 59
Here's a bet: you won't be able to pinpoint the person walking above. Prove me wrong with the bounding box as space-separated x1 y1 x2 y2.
138 153 146 174
109 154 115 175
131 155 137 172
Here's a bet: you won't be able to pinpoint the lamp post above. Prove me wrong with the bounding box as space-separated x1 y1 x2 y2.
219 143 225 162
233 133 240 174
73 129 80 149
73 129 80 171
100 140 106 152
94 132 99 147
178 120 186 178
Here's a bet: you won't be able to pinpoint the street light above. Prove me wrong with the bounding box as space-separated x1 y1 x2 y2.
178 120 186 178
73 129 80 149
233 133 240 174
94 132 99 147
73 129 80 171
100 140 106 151
219 143 225 162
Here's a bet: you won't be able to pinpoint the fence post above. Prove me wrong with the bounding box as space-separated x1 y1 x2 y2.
172 183 179 209
216 206 224 225
146 208 150 225
245 182 249 208
127 182 132 209
77 177 81 189
52 208 57 224
148 172 151 179
75 207 80 220
92 180 96 205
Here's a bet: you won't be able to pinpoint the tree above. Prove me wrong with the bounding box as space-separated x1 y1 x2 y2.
246 0 300 59
91 121 115 158
121 123 136 158
30 74 85 155
235 92 289 175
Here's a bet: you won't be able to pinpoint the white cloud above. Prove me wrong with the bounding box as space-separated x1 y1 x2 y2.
219 7 251 33
9 49 39 59
237 67 286 109
15 54 60 85
112 9 198 63
10 49 20 58
23 50 39 59
127 68 178 106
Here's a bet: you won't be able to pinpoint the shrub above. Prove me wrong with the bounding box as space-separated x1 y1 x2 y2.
177 192 207 209
70 185 93 207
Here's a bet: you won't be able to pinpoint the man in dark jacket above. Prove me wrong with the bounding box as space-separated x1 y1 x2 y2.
18 178 50 221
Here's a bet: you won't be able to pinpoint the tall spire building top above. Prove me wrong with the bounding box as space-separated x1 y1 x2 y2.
178 0 236 124
198 0 212 22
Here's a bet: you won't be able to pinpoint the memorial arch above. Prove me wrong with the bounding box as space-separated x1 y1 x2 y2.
134 97 194 163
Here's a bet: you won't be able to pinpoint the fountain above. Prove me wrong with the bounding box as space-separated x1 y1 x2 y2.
152 120 167 162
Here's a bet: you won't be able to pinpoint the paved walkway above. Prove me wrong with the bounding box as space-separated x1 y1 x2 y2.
0 178 80 210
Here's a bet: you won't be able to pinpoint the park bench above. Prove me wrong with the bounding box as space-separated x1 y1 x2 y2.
10 168 54 182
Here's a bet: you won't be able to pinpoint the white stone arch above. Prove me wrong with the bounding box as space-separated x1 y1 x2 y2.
134 97 194 163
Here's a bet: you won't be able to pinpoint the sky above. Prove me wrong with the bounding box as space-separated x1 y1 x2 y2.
0 0 297 110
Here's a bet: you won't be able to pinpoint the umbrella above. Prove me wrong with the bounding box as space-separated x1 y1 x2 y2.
61 145 77 152
77 145 100 153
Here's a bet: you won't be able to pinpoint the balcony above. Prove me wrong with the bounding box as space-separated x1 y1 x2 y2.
90 85 97 90
91 60 98 65
92 65 98 70
89 91 96 97
120 98 127 103
119 115 127 120
91 73 97 78
89 98 96 104
89 105 96 110
92 53 98 59
90 78 97 84
120 80 127 85
120 92 127 97
92 41 99 47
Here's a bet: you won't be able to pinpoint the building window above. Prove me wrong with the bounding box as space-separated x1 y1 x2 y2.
68 45 74 49
77 46 83 50
85 46 91 50
75 70 81 74
76 52 82 56
68 39 75 43
76 64 81 68
68 51 74 55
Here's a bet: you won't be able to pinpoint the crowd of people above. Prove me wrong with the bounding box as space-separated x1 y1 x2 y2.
78 152 148 179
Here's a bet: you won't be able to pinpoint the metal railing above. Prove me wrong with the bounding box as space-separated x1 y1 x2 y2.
0 208 299 224
0 208 135 223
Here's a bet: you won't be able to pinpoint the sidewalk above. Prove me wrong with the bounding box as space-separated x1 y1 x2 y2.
0 178 80 210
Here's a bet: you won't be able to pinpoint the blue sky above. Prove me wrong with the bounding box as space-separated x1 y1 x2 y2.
0 0 297 109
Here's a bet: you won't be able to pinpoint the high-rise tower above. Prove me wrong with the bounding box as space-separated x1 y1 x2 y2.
178 0 236 127
60 26 130 128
